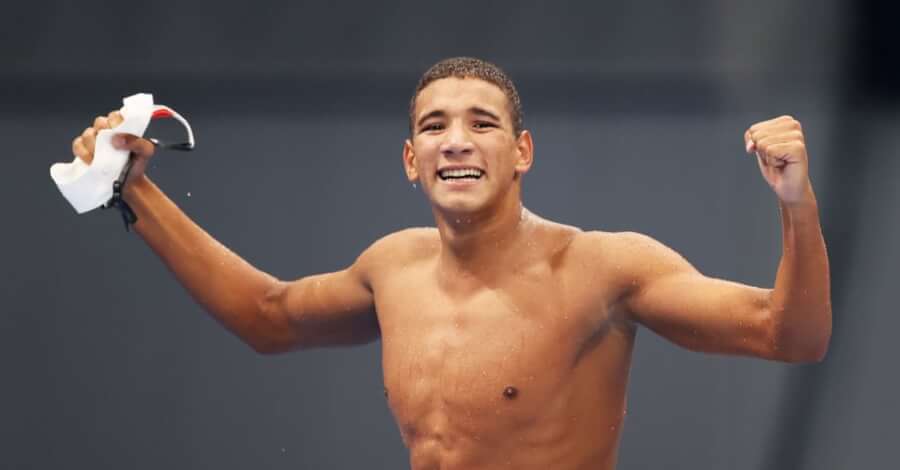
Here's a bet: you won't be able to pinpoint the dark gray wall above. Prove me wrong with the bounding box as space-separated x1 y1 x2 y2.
2 1 897 469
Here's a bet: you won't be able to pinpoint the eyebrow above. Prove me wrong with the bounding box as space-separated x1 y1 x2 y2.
416 110 446 129
416 106 503 129
471 107 501 122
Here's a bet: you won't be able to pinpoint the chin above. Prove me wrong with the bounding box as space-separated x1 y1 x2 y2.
431 195 488 216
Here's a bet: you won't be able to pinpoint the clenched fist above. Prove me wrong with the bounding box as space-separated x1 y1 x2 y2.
744 115 813 205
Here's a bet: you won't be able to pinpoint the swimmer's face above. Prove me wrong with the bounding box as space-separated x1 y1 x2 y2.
403 77 533 215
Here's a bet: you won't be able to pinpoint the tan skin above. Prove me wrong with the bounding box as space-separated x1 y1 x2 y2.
72 78 830 469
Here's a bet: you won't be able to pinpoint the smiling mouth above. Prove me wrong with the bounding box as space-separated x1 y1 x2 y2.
438 168 485 181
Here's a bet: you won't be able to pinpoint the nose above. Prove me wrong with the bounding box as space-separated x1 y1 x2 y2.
439 123 474 158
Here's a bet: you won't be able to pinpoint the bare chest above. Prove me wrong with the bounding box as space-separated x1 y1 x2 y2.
374 261 622 445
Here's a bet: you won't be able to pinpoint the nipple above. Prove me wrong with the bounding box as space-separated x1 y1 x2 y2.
503 386 518 399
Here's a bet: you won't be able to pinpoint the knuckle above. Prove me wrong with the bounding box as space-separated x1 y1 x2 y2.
93 116 108 128
72 139 86 157
82 126 95 138
141 139 156 156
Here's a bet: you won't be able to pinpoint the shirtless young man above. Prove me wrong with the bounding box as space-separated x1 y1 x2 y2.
71 57 831 469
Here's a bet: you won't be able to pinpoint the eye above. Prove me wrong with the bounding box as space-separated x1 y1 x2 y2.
473 121 497 129
420 122 444 133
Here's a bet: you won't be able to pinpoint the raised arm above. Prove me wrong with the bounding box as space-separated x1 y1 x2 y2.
72 112 379 354
620 116 831 363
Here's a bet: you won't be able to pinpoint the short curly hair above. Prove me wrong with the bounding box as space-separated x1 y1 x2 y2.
409 57 523 137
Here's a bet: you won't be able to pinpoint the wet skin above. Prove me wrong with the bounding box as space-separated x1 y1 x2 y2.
372 218 635 470
76 75 829 470
374 76 635 469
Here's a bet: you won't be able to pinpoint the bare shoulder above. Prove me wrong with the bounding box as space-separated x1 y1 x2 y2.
566 230 645 260
354 227 440 277
568 230 693 279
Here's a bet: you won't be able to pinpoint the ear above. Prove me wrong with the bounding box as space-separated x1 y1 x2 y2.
402 139 419 183
514 130 534 176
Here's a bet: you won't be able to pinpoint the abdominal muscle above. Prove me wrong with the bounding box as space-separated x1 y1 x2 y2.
401 348 631 470
376 260 636 470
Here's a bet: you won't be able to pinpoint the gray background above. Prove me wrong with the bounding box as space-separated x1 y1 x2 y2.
2 0 897 468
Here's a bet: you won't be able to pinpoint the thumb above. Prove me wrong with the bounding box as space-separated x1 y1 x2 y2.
112 134 155 160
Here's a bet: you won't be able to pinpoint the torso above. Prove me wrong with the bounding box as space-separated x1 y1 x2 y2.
370 219 638 470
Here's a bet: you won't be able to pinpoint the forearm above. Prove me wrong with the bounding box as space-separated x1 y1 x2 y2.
769 185 832 361
123 175 281 349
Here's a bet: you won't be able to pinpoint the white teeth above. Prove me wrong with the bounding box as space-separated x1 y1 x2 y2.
439 168 484 179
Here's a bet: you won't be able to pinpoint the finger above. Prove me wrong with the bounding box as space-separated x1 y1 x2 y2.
107 110 123 127
749 115 797 133
755 152 768 167
114 134 155 159
773 115 800 128
756 131 804 150
750 118 802 142
72 137 92 164
744 130 755 153
765 142 804 165
755 151 782 169
93 115 110 131
758 153 779 169
81 127 97 155
751 123 801 141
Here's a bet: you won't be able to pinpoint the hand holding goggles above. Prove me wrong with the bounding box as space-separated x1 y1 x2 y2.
49 93 195 230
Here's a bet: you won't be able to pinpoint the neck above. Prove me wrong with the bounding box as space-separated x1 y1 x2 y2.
432 191 530 278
